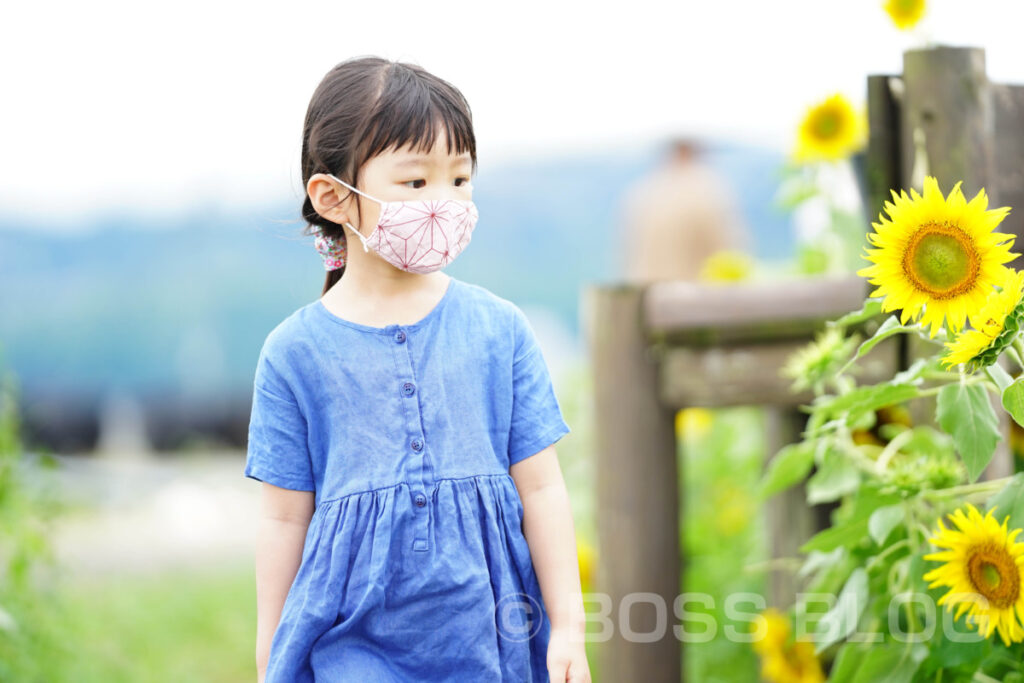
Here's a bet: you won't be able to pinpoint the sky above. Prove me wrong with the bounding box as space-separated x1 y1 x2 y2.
3 0 1023 223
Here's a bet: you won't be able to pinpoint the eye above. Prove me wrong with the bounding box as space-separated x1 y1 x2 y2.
455 177 471 187
402 179 426 189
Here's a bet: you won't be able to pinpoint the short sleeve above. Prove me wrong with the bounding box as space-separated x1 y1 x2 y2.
244 344 316 492
508 306 571 465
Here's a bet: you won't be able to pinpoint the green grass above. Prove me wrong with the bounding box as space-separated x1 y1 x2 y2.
679 406 767 683
3 562 257 683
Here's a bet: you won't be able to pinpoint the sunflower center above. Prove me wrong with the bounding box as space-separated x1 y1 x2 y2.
780 644 813 677
966 543 1021 608
812 110 840 140
902 223 979 298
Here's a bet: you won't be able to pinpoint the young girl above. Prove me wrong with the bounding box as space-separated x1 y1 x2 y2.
245 56 591 683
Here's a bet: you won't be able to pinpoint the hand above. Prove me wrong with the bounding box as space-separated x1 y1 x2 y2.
546 626 591 682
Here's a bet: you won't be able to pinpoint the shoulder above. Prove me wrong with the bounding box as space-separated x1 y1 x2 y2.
256 301 322 374
450 279 536 359
451 278 528 329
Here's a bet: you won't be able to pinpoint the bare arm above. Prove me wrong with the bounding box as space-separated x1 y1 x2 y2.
510 445 587 639
254 483 315 682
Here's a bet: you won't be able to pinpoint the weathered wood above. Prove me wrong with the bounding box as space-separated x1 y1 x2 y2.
993 84 1024 247
864 74 903 224
643 276 871 343
900 46 993 197
763 407 819 609
583 284 681 683
657 334 901 410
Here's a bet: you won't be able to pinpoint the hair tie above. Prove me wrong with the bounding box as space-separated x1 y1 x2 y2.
314 230 347 271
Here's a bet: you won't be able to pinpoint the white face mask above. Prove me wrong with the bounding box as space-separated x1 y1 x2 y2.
327 174 479 274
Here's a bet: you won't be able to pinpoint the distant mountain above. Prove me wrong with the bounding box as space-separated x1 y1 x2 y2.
0 141 795 408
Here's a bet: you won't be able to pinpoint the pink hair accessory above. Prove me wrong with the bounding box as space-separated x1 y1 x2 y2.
314 230 347 271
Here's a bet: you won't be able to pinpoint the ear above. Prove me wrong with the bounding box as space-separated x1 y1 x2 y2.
307 173 353 225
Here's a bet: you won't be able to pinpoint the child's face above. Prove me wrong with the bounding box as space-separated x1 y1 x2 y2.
351 126 474 231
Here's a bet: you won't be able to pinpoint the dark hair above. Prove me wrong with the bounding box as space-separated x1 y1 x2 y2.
300 56 478 295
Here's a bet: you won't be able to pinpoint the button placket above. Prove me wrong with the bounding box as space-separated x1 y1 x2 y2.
390 325 432 552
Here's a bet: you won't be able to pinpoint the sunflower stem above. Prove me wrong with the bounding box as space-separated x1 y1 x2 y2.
867 538 911 571
1005 342 1024 369
874 429 915 475
918 375 988 397
902 501 923 636
920 477 1014 501
1012 336 1024 370
921 371 964 381
973 673 1001 683
741 557 804 574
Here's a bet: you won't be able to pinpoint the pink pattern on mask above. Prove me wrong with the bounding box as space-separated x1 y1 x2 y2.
366 198 477 272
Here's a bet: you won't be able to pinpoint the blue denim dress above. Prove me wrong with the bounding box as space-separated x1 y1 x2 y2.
244 275 571 682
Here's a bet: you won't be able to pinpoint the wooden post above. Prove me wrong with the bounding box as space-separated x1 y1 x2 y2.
992 84 1024 245
864 74 903 224
584 283 681 683
896 45 1012 480
899 46 993 197
762 407 818 609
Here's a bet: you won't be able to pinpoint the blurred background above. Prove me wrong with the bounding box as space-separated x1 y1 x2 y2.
3 0 1024 680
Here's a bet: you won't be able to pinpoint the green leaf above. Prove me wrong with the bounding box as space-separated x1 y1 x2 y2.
1003 378 1024 428
849 642 927 683
986 362 1014 392
824 383 921 425
832 298 885 329
827 642 869 683
891 357 930 386
936 382 1002 483
801 487 902 554
797 547 845 580
814 567 868 653
836 316 914 375
759 441 816 499
868 504 904 546
807 449 861 504
987 472 1024 533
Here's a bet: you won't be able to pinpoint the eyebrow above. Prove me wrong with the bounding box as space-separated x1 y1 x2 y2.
394 155 472 169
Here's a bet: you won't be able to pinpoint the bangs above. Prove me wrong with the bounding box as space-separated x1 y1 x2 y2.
360 67 477 172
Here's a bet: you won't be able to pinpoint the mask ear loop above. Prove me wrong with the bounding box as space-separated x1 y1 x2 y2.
343 221 371 252
326 173 384 204
327 173 381 253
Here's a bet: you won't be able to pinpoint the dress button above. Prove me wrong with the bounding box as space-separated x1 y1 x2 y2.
402 381 415 396
411 438 423 452
394 330 406 343
414 493 426 507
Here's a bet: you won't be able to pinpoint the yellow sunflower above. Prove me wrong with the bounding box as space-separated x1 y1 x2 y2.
751 609 825 683
577 538 596 593
923 502 1024 647
676 407 713 440
857 176 1017 339
941 267 1024 370
699 249 754 283
794 94 867 163
883 0 926 30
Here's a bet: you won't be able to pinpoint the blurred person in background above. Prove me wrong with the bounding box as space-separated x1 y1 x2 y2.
618 137 752 283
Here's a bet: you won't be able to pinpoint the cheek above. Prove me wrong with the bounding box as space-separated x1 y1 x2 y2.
357 198 382 228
